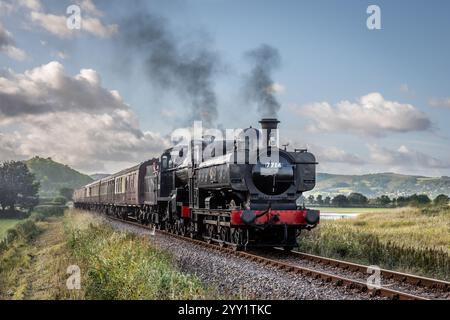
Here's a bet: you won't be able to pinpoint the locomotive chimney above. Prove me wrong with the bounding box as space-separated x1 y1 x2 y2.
259 118 280 150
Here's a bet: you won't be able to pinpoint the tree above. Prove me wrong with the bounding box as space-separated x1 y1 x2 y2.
53 196 67 205
0 161 40 213
348 192 368 206
433 194 449 206
376 195 391 206
316 194 324 205
332 194 349 207
324 196 331 206
395 196 408 207
416 194 431 205
59 187 74 201
407 194 431 206
307 195 315 204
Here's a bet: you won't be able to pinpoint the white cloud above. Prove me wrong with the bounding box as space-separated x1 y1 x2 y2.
30 11 71 38
80 16 118 38
79 0 103 17
0 2 14 15
316 146 365 165
282 138 365 165
368 144 450 169
19 0 42 11
296 92 432 137
53 51 68 59
0 111 169 172
0 62 169 172
4 0 118 38
30 11 118 38
429 97 450 109
0 23 27 60
0 61 128 118
266 82 285 94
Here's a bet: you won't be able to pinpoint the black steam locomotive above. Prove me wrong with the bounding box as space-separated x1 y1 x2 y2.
73 118 320 249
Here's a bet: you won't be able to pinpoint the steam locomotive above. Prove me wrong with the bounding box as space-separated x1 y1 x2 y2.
73 118 320 249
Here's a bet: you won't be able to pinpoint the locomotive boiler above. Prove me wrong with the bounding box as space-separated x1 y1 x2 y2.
74 118 320 250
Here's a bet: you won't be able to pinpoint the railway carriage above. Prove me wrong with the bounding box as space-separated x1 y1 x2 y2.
74 118 320 250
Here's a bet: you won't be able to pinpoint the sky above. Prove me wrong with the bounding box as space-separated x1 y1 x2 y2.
0 0 449 176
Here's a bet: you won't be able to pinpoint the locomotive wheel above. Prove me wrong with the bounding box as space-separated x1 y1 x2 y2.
231 228 243 246
181 224 187 237
219 226 228 247
188 221 196 239
175 222 182 235
205 224 214 244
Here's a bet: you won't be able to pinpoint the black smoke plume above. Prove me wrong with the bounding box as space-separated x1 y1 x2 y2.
244 44 281 118
120 12 220 127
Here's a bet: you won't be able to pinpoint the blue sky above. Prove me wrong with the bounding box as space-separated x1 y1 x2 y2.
0 0 449 175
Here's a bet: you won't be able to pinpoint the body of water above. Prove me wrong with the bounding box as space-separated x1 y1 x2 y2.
319 213 360 220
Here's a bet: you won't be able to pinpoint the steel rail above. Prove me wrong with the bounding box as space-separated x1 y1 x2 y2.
286 250 450 292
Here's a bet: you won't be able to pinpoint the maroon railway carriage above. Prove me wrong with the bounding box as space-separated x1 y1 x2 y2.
74 118 320 250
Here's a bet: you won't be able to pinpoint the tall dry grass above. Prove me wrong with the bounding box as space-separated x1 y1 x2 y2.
299 206 450 280
64 210 210 299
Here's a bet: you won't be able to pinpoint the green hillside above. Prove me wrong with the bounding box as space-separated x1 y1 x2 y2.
314 172 450 198
25 157 93 198
22 156 449 199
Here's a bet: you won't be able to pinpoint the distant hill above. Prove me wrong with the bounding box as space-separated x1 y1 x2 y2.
26 157 93 198
313 172 450 199
23 156 450 199
90 173 110 181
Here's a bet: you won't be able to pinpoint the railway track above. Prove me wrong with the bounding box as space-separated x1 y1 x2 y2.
104 214 449 300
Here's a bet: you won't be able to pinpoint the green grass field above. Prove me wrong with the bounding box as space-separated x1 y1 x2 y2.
0 219 23 240
313 207 396 214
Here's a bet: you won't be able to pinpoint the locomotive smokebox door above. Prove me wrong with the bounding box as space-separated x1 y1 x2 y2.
241 210 256 224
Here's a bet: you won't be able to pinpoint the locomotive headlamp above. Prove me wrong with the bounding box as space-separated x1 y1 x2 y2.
305 209 320 225
241 210 257 224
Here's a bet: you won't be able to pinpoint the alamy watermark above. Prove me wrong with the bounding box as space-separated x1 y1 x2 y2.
169 121 281 168
366 265 382 289
66 5 81 30
66 265 81 290
367 5 381 30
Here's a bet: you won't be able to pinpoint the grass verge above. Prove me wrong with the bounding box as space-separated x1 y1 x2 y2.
64 210 209 299
0 208 213 300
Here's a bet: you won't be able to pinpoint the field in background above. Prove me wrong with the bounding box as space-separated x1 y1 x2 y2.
313 207 396 214
0 219 23 240
299 206 450 280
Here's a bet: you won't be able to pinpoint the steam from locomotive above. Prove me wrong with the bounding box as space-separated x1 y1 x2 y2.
74 118 319 249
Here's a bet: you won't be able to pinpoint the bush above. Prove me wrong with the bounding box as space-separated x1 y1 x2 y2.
434 194 449 206
0 219 40 253
33 205 66 218
52 196 67 205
